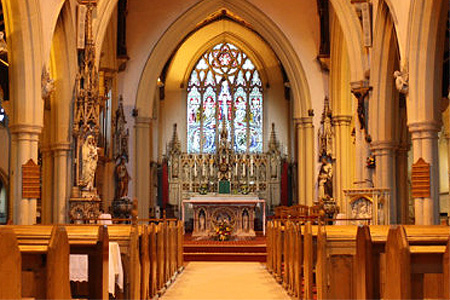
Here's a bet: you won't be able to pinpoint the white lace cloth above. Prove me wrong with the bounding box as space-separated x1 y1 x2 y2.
70 242 124 296
98 213 113 225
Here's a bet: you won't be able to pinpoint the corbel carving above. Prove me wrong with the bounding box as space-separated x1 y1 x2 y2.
41 68 55 109
394 70 409 95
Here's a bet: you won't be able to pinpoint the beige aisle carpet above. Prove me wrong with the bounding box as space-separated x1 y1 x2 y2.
160 262 292 300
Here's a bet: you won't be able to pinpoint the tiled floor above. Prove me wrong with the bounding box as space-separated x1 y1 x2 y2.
160 262 291 300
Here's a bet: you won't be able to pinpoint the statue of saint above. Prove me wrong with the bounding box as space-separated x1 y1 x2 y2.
81 135 98 191
242 211 249 231
318 156 333 200
115 157 130 199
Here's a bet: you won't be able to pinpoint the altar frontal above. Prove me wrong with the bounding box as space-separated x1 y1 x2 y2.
182 196 266 240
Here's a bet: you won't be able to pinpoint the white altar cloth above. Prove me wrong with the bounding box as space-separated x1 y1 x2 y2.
69 242 123 296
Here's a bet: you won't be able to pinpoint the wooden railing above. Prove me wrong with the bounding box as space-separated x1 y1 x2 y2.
0 220 184 299
266 221 450 299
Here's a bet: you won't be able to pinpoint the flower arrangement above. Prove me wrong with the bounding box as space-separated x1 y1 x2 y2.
215 221 233 241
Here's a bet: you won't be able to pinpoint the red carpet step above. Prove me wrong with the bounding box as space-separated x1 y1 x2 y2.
184 235 267 262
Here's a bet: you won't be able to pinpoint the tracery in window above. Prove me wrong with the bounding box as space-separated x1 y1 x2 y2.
187 42 263 153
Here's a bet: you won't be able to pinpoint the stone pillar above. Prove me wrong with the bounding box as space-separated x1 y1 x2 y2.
40 146 53 224
354 125 371 187
397 145 410 224
295 117 314 206
52 143 71 223
134 116 152 219
333 115 352 214
409 122 441 225
10 124 41 225
371 142 397 223
295 119 306 205
350 83 372 188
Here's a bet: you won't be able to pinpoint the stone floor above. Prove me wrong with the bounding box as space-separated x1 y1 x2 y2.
160 262 292 300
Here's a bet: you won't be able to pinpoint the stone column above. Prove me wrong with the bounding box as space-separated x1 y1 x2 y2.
134 116 152 219
40 146 53 224
295 119 306 205
350 83 372 188
409 122 441 225
397 145 410 224
10 124 41 225
371 142 396 223
333 115 352 214
52 143 71 223
295 117 314 206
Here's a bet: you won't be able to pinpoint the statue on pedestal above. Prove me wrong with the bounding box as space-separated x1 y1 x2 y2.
115 156 130 199
81 135 98 191
69 1 101 222
318 155 333 201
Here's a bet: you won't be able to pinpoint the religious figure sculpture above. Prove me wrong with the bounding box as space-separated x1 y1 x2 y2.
394 70 409 94
318 155 333 200
41 68 55 102
242 210 249 231
81 134 98 191
115 156 130 199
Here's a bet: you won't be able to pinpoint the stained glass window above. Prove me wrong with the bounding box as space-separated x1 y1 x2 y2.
187 43 263 153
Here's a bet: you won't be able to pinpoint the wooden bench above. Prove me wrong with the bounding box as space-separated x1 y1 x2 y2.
356 225 450 300
0 225 72 299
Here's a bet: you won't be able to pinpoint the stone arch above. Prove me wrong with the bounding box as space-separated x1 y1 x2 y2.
328 0 367 81
41 1 77 224
407 0 448 224
94 0 118 66
1 0 45 224
135 0 311 120
370 0 409 224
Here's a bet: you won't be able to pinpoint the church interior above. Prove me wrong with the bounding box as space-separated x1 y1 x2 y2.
1 0 450 299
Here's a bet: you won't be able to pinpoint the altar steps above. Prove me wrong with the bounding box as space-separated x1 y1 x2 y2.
183 237 266 262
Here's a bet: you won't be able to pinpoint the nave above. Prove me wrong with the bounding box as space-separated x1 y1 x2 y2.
160 262 290 300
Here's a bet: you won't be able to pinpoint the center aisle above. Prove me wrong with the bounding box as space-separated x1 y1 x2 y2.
160 262 291 300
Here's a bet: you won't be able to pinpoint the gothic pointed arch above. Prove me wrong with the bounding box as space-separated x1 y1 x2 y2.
135 0 312 120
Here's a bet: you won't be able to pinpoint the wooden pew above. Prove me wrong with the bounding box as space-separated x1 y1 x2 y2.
0 227 21 299
384 226 448 299
66 225 109 300
107 224 140 299
355 225 450 300
9 224 108 300
1 225 72 299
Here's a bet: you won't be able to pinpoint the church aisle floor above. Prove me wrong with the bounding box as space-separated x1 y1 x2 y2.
160 262 292 300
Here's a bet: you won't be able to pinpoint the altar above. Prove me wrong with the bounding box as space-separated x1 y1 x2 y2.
182 196 266 239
